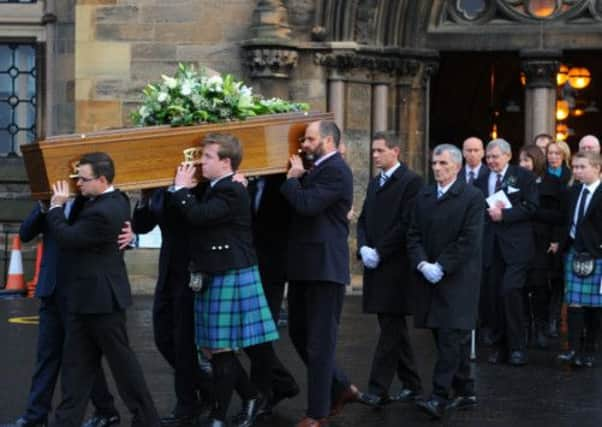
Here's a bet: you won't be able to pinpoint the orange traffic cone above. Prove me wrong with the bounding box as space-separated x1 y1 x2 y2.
26 242 43 298
5 235 26 294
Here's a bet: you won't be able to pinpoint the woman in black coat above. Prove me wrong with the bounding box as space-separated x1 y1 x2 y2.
519 145 565 348
545 141 572 336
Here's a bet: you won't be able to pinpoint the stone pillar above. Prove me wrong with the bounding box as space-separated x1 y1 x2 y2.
372 82 388 133
520 50 561 145
396 59 438 178
328 73 345 132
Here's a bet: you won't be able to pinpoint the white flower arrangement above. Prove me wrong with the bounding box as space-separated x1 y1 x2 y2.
131 63 309 127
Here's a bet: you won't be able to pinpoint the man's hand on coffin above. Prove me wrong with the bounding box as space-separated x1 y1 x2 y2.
175 163 198 189
50 180 70 208
287 154 306 179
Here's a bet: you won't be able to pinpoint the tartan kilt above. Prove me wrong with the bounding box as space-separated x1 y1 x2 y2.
564 248 602 307
194 265 279 349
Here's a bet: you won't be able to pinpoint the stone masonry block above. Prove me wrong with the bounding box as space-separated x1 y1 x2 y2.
76 100 123 132
95 5 139 23
76 41 130 78
95 23 154 41
131 43 177 61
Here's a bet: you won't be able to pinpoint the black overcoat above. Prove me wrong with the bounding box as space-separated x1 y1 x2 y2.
357 163 423 315
407 179 484 330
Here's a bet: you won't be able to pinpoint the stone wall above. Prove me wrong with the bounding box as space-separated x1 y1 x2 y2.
73 0 256 132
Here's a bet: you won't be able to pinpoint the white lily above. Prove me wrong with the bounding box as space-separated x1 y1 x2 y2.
161 74 178 89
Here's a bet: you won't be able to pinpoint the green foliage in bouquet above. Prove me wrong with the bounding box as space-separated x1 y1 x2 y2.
131 63 310 127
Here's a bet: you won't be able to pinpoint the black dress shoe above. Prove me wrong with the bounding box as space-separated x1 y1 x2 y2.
557 349 583 367
508 350 528 366
487 350 506 364
232 394 268 427
160 413 197 427
15 417 47 427
448 395 477 410
82 413 120 427
416 398 446 419
199 419 225 427
356 392 388 407
582 354 595 368
390 388 421 403
271 383 300 408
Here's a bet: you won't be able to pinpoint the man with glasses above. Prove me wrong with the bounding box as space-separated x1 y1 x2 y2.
47 152 159 427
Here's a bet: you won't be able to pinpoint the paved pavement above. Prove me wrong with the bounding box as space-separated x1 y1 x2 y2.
1 294 602 427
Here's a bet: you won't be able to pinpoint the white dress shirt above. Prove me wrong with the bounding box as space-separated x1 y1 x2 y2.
488 165 509 196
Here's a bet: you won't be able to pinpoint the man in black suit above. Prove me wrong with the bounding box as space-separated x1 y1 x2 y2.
408 144 484 419
474 139 538 366
281 120 371 427
459 137 488 184
356 131 423 406
132 186 212 427
16 197 132 427
47 152 159 427
247 174 300 410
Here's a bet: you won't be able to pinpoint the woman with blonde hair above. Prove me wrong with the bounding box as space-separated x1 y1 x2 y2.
547 141 572 186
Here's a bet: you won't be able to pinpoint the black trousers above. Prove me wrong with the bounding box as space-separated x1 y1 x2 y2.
288 281 350 419
248 280 298 397
153 271 211 415
431 329 473 400
367 313 422 396
23 293 116 423
51 311 159 427
482 247 528 352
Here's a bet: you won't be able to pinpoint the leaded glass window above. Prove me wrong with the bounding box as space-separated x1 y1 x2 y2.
0 43 37 156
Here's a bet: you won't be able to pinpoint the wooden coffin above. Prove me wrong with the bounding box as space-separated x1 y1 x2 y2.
21 111 333 200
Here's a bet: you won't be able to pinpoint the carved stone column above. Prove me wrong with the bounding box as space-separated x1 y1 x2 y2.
327 72 345 132
241 0 298 97
520 50 561 145
396 57 439 178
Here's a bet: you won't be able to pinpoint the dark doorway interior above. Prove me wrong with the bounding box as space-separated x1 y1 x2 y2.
430 52 524 155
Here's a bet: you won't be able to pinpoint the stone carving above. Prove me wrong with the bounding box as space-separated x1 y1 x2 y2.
243 47 299 79
444 0 599 24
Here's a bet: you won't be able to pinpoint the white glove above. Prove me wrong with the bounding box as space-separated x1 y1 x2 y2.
418 262 444 284
360 246 380 269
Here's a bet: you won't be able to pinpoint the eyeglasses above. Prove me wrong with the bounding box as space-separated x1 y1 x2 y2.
76 176 98 182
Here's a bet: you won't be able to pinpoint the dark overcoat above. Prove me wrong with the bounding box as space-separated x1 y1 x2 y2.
357 163 423 314
407 178 484 330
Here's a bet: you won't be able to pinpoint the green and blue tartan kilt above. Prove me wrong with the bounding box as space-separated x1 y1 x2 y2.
564 248 602 307
194 265 279 350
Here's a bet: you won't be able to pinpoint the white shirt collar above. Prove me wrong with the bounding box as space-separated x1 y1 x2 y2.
381 162 401 178
583 179 601 195
494 164 509 178
465 163 482 175
313 150 337 167
102 186 115 194
437 178 457 196
210 172 233 188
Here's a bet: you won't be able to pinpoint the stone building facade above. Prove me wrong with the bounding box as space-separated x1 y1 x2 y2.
2 0 602 280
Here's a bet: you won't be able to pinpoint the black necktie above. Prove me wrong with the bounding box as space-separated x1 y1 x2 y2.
577 187 590 227
494 173 503 192
468 171 475 184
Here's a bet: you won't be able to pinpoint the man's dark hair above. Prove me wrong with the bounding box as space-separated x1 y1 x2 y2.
372 131 400 150
202 133 243 170
79 152 115 183
533 133 553 145
318 120 341 147
520 144 546 177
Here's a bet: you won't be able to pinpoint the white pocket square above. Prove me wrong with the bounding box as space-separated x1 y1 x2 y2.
507 186 520 194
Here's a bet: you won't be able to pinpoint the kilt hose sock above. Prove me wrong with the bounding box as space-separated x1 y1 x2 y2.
567 307 585 351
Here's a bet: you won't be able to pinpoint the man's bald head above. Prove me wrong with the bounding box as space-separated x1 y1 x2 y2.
462 137 485 168
579 135 601 153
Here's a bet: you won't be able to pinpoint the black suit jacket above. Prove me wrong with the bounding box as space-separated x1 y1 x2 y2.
407 178 484 330
46 190 132 314
458 163 489 184
357 163 423 315
172 177 256 273
250 174 291 284
132 187 202 295
281 152 353 285
561 182 602 258
474 164 539 266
